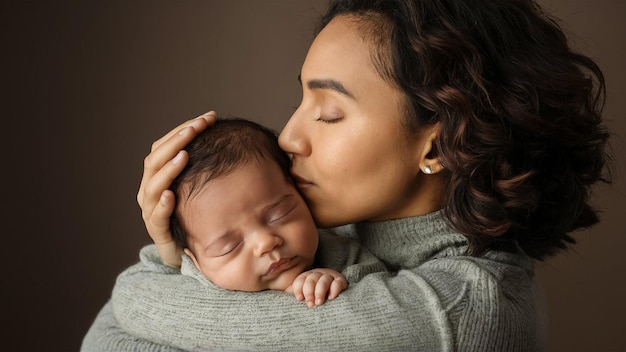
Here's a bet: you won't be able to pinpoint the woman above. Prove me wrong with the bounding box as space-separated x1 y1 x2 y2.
83 0 610 350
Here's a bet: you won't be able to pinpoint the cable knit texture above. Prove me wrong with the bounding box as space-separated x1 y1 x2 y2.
82 211 545 351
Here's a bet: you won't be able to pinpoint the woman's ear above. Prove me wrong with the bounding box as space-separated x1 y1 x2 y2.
184 248 202 269
417 123 443 175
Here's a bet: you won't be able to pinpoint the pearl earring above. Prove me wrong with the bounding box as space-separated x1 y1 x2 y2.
424 165 432 174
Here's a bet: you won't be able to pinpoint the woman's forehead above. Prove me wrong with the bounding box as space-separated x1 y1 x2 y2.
302 17 384 95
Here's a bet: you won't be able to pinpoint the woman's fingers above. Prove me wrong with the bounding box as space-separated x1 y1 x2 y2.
140 150 188 219
150 111 216 152
141 149 192 267
135 111 216 266
147 189 177 244
151 189 184 267
137 111 216 208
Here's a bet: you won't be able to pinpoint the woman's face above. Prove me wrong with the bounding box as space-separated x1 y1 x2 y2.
279 16 442 227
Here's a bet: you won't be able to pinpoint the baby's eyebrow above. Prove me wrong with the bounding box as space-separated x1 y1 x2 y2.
202 195 294 253
262 194 294 213
203 232 235 253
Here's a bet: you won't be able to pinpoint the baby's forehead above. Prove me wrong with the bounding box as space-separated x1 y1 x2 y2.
180 161 297 237
183 157 289 205
186 156 272 188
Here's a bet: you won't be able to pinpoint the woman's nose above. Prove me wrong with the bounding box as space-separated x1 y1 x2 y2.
252 230 283 257
279 109 310 156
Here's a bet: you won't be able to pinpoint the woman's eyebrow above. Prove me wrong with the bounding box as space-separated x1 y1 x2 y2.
297 74 355 100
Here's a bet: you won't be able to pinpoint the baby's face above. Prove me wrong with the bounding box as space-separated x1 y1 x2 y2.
182 159 318 291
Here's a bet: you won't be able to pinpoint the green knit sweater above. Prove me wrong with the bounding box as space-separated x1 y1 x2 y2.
82 211 546 351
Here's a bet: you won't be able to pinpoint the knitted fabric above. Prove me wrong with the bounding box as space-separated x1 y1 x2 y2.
82 211 545 351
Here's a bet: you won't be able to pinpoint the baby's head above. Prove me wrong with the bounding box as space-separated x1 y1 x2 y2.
170 118 318 291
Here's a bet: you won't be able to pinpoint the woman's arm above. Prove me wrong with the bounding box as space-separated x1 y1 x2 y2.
111 244 451 352
81 301 186 352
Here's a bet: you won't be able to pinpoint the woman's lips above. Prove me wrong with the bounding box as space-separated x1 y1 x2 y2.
290 172 314 188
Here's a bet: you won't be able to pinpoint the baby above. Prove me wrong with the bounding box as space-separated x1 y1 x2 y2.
169 117 347 307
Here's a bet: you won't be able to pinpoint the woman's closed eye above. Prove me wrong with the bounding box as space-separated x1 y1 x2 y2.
316 115 343 123
316 107 344 123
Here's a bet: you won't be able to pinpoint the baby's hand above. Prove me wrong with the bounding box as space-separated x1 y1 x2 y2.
288 268 348 308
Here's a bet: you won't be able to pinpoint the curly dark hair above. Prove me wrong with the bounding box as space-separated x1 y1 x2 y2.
169 117 292 249
319 0 612 260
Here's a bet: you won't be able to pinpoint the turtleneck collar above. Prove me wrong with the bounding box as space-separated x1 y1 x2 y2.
354 210 469 269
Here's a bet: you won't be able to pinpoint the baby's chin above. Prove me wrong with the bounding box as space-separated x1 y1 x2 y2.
265 271 301 292
202 257 314 292
203 271 299 292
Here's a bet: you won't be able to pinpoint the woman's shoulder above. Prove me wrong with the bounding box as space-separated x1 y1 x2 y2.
414 252 543 350
407 250 537 325
418 250 535 298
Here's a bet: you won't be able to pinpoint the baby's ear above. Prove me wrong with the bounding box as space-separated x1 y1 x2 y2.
184 248 201 269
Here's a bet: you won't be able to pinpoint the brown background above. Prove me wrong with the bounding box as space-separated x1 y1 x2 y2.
3 1 624 351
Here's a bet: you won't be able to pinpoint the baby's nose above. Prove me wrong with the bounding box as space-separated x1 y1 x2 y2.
252 230 283 257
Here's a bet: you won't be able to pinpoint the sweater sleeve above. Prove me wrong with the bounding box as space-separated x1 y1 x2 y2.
111 244 455 351
81 301 186 352
315 230 389 282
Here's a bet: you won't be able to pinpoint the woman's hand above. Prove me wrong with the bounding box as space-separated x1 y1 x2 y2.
137 111 217 267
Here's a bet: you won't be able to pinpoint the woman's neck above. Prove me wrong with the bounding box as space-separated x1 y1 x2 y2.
355 211 467 269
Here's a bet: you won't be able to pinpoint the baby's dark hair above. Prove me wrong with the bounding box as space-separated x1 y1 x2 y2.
170 117 292 249
319 0 612 259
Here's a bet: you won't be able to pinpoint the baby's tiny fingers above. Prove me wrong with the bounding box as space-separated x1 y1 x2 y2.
302 273 322 307
290 275 306 301
314 275 334 306
327 276 348 300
